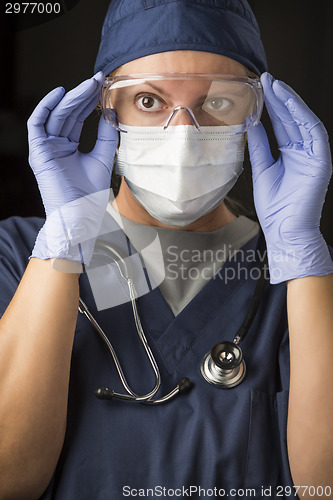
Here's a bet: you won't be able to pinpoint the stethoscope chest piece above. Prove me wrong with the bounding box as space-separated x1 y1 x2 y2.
201 341 246 389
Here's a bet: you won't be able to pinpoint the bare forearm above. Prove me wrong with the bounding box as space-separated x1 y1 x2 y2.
287 274 333 494
0 258 80 499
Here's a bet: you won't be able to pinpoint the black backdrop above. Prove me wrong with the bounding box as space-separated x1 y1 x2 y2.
1 0 332 244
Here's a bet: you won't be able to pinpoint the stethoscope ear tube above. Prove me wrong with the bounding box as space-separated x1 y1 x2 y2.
79 238 193 405
95 377 193 404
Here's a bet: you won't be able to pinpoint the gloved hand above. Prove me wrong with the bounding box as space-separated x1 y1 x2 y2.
28 72 118 268
247 72 333 284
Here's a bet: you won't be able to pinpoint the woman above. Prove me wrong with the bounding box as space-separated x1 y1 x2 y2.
0 1 332 499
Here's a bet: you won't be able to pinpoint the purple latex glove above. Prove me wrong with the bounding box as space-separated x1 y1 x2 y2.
28 72 118 266
247 72 333 284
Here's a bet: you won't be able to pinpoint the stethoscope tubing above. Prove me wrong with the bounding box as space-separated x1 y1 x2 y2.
79 231 268 402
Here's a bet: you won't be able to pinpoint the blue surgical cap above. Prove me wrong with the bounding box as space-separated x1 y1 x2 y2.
94 0 268 76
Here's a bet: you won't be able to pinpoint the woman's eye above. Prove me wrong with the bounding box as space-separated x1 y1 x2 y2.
136 94 164 111
203 97 232 112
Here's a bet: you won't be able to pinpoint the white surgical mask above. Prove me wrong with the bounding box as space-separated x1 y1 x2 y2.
115 124 245 227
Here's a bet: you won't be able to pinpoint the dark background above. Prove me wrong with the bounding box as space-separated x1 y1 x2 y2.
0 0 332 244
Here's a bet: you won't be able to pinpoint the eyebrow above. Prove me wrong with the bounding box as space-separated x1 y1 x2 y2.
127 80 248 101
127 82 206 105
137 81 173 98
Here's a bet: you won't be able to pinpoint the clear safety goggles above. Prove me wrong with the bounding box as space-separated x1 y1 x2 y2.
101 73 263 132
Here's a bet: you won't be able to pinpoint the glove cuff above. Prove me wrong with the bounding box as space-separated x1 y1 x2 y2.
267 236 333 284
31 218 97 268
30 190 110 269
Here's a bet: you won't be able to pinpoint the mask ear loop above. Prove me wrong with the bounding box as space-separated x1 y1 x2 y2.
102 108 128 133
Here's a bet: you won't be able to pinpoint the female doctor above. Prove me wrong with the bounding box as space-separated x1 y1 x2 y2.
0 0 333 499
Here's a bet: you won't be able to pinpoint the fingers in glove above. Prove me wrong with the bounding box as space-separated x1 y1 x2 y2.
60 90 101 142
45 72 103 138
89 115 119 172
27 87 66 142
61 72 105 142
272 79 329 152
261 74 290 147
261 72 303 147
247 121 275 181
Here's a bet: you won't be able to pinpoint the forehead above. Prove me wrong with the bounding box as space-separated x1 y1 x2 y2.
113 51 249 77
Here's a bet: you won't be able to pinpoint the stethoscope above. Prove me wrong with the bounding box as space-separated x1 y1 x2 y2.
78 233 268 404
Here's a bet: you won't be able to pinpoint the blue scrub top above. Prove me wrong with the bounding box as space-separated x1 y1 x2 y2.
0 217 296 499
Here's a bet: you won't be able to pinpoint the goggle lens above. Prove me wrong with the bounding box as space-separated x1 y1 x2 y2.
101 74 263 131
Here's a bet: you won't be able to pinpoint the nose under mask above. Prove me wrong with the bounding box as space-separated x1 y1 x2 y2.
115 124 245 227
